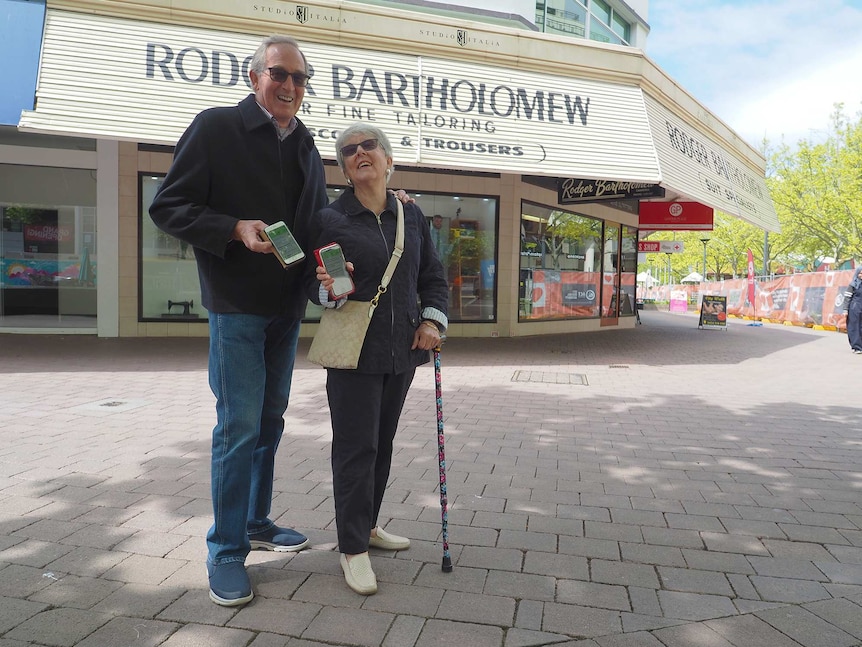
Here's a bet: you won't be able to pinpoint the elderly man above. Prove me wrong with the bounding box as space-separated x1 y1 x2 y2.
149 34 327 606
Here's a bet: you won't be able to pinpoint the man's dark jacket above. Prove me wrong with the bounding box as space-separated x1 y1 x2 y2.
149 94 328 318
304 191 449 374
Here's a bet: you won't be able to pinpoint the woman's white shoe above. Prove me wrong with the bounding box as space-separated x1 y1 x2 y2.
340 552 378 595
369 527 410 551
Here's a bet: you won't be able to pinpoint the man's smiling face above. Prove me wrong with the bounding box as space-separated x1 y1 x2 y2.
250 43 306 128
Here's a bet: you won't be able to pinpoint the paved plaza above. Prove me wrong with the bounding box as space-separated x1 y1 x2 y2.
1 310 862 647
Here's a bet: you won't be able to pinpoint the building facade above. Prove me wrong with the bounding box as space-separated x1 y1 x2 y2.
1 0 777 338
341 0 650 47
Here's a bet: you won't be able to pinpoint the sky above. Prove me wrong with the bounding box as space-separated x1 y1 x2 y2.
644 0 862 149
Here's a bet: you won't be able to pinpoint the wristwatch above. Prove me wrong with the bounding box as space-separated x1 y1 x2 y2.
421 320 441 332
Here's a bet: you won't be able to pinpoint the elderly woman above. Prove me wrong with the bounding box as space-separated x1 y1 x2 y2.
305 122 449 594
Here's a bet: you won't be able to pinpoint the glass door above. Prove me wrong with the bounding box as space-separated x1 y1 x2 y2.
600 222 621 326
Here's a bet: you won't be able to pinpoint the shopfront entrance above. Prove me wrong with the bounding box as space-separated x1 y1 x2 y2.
0 144 98 331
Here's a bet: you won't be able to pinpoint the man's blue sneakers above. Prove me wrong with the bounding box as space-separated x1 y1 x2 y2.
207 562 253 606
249 525 310 552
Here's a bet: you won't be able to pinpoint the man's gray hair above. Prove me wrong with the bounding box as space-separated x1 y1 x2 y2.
335 122 394 173
250 34 308 74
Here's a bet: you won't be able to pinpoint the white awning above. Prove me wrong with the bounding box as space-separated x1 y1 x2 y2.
20 8 778 231
643 95 777 232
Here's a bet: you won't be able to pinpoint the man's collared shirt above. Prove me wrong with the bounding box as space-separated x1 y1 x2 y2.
255 101 298 141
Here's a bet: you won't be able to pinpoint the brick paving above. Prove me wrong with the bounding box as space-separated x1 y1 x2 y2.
1 310 861 647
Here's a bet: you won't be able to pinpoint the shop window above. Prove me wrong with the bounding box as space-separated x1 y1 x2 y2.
140 174 204 321
0 164 96 326
519 201 602 321
306 187 498 323
141 181 498 324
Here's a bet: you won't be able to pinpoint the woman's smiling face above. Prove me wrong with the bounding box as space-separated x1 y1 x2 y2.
342 136 391 189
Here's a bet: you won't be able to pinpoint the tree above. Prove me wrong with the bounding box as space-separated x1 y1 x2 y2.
766 105 862 269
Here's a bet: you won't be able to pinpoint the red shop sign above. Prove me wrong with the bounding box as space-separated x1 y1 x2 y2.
638 201 713 231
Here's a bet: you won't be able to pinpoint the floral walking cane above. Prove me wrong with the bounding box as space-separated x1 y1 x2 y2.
433 345 453 572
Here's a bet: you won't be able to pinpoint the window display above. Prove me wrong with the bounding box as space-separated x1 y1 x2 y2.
142 182 499 324
419 196 497 322
140 174 204 321
0 164 97 326
519 201 603 320
314 188 498 323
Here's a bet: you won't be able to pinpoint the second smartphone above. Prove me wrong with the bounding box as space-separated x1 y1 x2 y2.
314 243 355 298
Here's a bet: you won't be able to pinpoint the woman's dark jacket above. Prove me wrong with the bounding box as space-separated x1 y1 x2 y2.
305 190 449 374
149 94 328 318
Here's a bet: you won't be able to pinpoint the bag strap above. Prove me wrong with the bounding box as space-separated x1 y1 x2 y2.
381 200 404 288
369 200 405 315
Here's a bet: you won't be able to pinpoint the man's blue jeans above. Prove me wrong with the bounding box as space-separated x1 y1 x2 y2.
206 312 300 565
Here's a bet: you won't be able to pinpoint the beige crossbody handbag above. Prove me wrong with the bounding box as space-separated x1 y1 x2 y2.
307 201 405 370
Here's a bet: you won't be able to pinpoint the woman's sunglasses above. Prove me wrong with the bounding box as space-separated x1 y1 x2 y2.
340 139 380 158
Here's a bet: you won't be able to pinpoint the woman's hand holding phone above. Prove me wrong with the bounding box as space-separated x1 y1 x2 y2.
315 243 355 299
316 261 355 294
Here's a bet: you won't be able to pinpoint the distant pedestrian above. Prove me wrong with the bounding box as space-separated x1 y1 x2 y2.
842 268 862 354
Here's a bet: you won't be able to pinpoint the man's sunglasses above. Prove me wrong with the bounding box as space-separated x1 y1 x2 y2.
264 67 312 87
340 139 379 158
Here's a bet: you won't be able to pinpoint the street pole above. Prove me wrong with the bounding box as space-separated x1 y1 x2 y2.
700 237 710 282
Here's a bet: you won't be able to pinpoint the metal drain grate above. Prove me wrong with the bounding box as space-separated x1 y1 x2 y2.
608 365 629 369
512 370 588 385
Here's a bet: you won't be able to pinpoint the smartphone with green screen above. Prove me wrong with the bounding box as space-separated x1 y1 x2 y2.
260 221 305 268
314 243 355 298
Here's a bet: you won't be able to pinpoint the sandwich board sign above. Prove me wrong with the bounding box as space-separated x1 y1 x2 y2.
698 295 727 330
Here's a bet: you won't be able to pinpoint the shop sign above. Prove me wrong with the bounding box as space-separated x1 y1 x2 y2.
698 294 727 328
558 177 665 204
561 283 596 306
23 10 661 181
637 240 683 253
643 95 778 231
638 201 713 231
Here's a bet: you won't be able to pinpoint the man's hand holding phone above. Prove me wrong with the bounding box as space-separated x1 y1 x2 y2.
315 243 355 299
260 221 305 268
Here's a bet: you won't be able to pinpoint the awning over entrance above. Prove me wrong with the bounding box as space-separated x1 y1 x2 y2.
19 8 779 231
643 96 777 232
